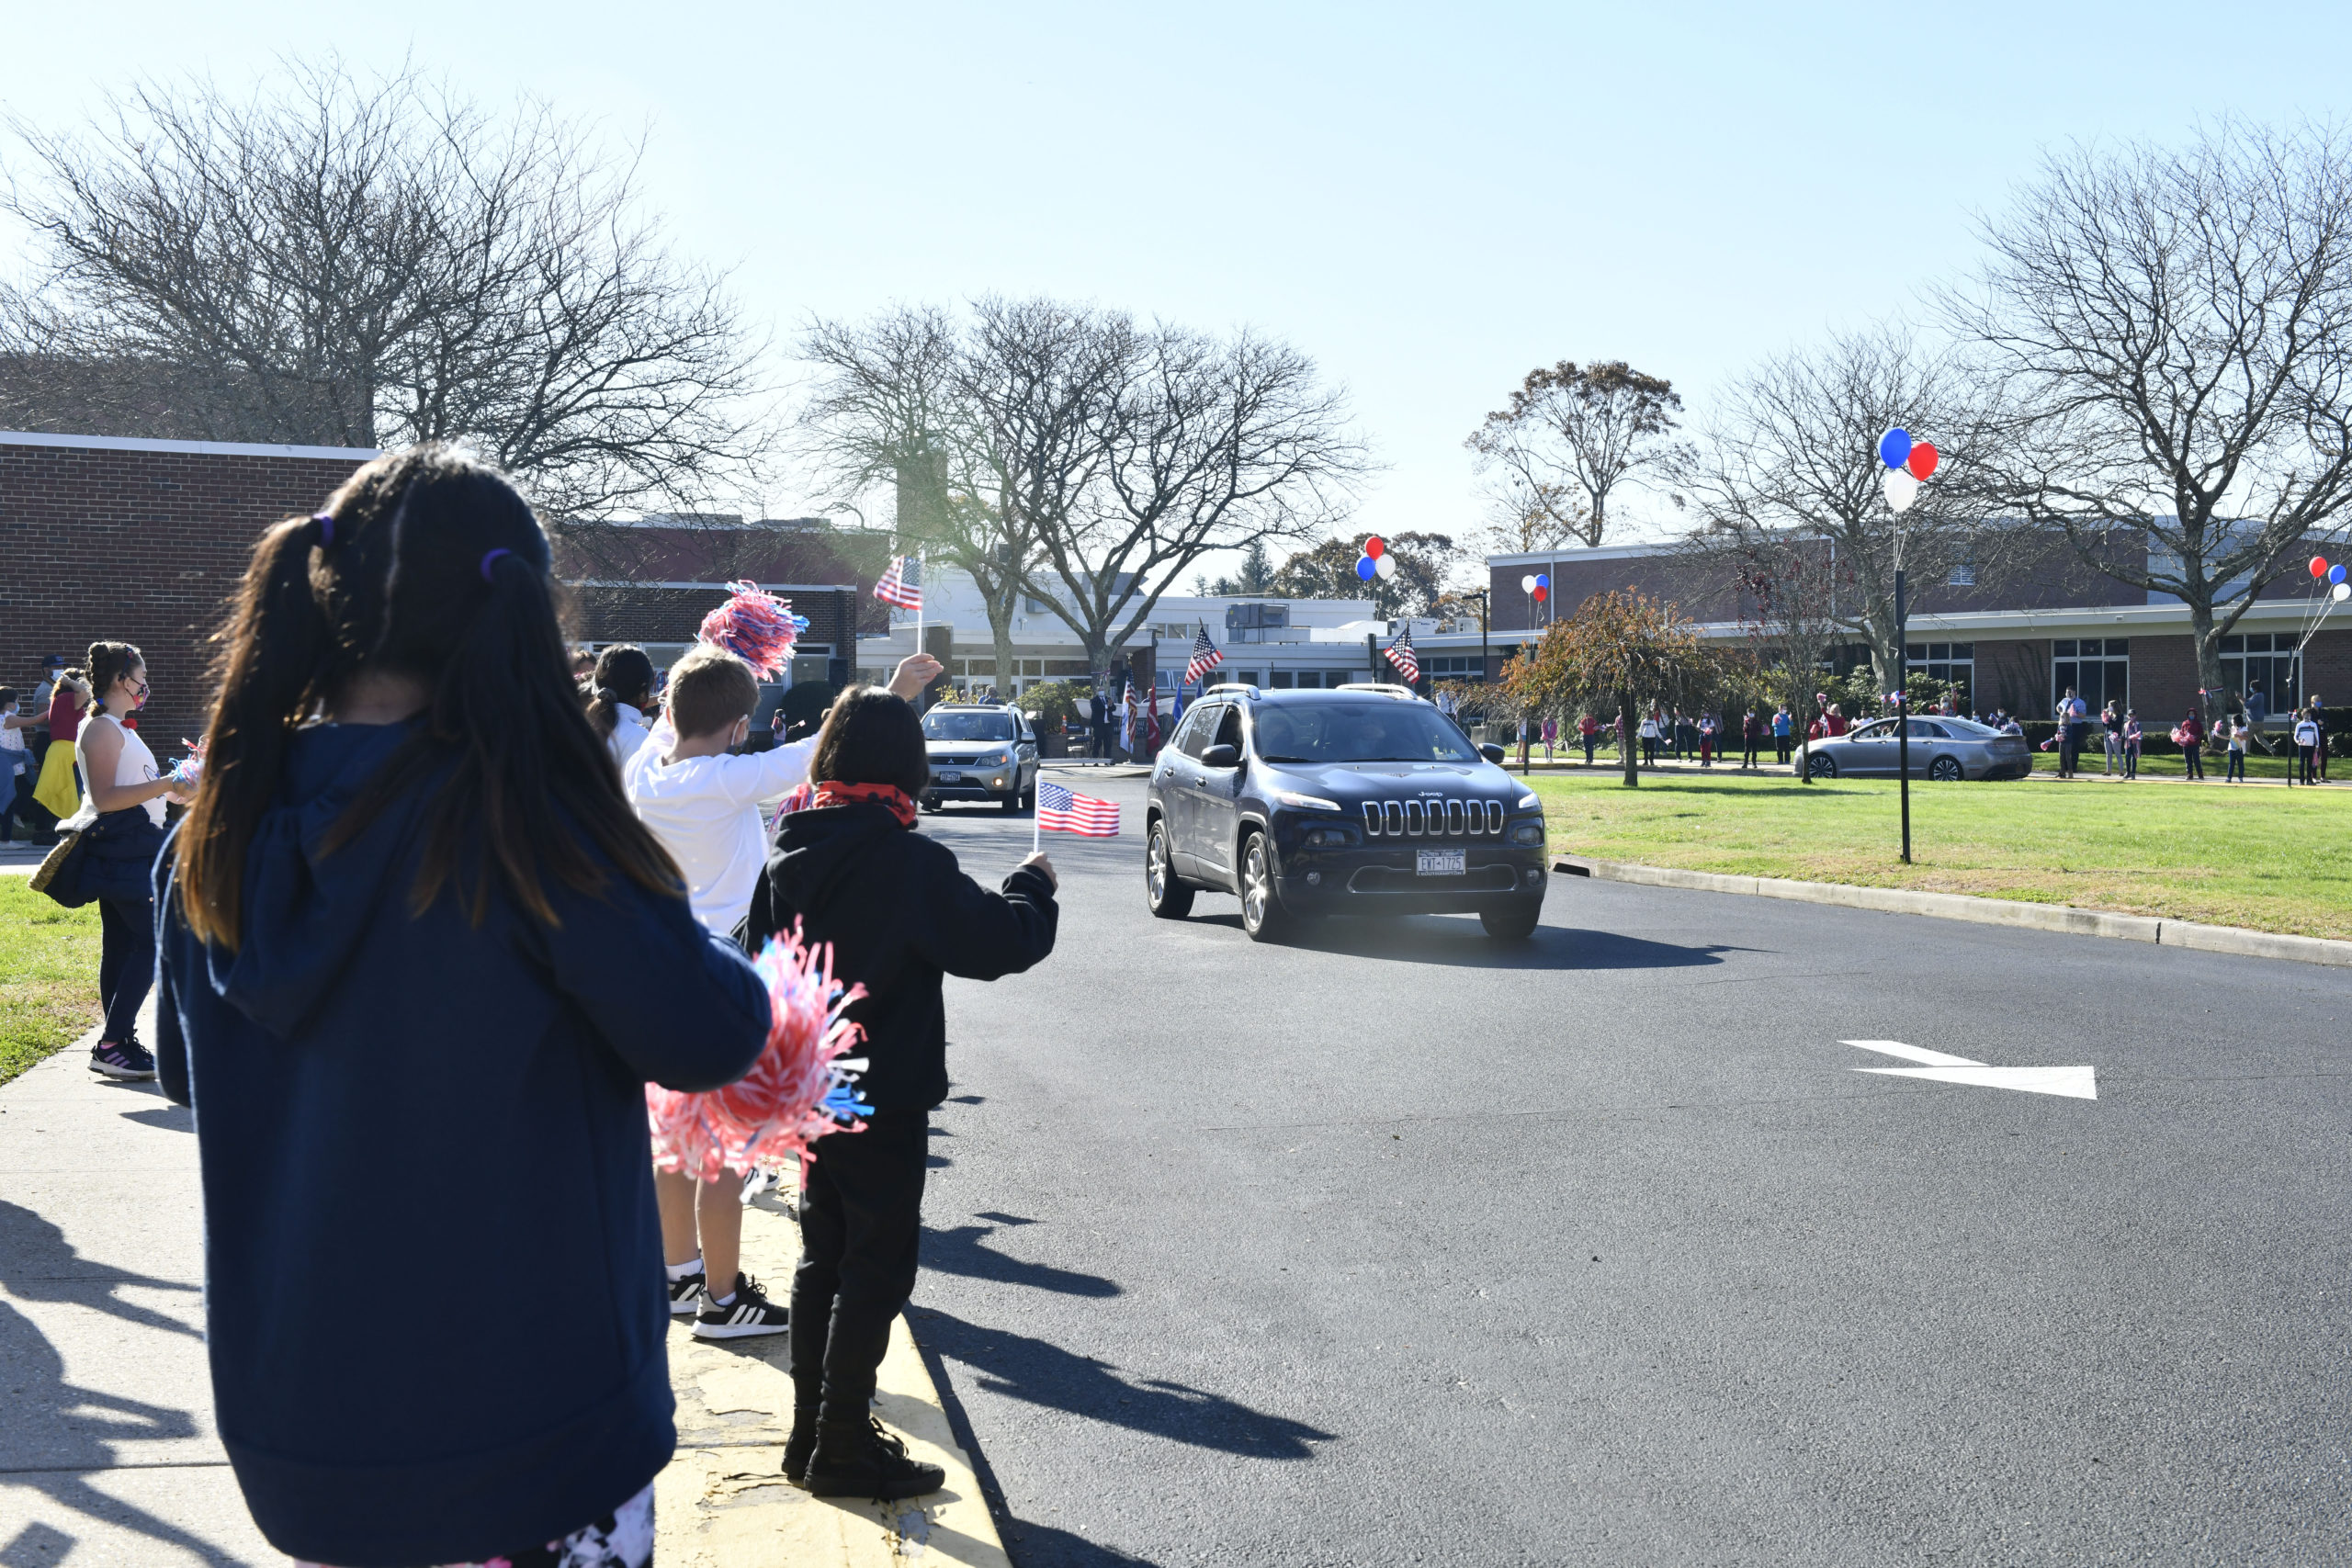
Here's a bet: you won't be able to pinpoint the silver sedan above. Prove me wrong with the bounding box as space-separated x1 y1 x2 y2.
1801 716 2032 781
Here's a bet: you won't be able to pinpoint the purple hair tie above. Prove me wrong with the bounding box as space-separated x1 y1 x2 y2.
479 547 513 582
312 511 334 546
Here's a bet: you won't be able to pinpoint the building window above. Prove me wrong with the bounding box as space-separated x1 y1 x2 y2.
2220 634 2299 716
1905 642 1975 709
1269 671 1295 688
2052 638 2129 714
1423 655 1487 683
1227 671 1261 688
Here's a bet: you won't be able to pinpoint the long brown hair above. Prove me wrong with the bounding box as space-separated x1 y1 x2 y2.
583 644 658 741
174 444 681 949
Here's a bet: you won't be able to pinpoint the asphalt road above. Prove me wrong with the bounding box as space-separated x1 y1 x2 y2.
907 767 2352 1567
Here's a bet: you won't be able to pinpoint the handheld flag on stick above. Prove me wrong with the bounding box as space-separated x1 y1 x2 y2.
1183 625 1224 687
873 556 922 612
1035 779 1121 851
1385 625 1420 683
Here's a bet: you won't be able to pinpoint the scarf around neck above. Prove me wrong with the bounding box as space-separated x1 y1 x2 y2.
780 779 918 827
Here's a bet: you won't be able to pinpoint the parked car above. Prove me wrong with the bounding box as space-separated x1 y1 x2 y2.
922 704 1041 812
1802 716 2031 780
1145 683 1551 942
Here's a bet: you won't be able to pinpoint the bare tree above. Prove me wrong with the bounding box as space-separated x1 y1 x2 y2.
1698 520 1846 781
1678 326 1987 688
1943 122 2352 707
2 58 769 520
1465 360 1683 547
1025 313 1370 677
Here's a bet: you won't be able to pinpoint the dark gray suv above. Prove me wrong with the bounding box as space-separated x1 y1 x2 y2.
1145 685 1550 942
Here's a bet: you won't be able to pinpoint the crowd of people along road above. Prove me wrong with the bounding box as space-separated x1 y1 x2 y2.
30 445 1061 1568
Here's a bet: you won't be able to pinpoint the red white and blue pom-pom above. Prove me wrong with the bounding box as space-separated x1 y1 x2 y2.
695 580 806 681
646 921 870 1180
164 738 207 787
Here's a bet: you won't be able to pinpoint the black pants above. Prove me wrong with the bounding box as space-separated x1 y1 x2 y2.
793 1109 929 1423
1742 741 1758 768
1640 738 1657 765
2301 745 2319 784
98 897 155 1044
2183 743 2204 779
1775 738 1791 763
1582 737 1596 765
2225 750 2245 782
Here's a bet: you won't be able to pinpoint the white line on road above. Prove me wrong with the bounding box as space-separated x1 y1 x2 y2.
1840 1040 2098 1100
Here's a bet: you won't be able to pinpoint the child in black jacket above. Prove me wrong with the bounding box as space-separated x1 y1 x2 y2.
743 685 1058 1498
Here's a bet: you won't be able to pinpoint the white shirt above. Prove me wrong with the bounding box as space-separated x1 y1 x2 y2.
82 713 165 828
624 736 817 934
2296 718 2322 747
0 714 24 773
607 703 651 769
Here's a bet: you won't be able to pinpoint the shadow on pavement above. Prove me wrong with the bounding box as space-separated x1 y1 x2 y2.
912 1308 1331 1461
1187 913 1737 970
995 1516 1163 1566
0 1207 243 1564
119 1105 194 1133
922 1222 1121 1299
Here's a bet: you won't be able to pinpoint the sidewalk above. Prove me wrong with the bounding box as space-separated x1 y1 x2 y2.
0 1014 1006 1566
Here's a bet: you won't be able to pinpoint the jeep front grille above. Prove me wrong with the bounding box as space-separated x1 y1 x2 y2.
1362 798 1505 837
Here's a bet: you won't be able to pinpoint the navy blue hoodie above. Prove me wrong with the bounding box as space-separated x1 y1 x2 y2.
155 722 769 1567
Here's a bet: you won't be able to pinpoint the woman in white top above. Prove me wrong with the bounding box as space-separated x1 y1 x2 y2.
583 644 659 768
73 641 189 1080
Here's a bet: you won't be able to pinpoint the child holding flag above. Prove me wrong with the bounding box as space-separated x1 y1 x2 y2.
743 685 1058 1499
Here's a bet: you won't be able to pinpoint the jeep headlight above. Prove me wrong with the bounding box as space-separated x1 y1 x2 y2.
1510 819 1546 846
1275 790 1342 811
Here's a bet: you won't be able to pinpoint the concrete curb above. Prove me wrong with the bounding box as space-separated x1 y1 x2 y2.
1551 855 2352 969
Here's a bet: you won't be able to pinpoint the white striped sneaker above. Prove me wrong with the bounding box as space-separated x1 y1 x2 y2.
693 1272 789 1339
667 1269 706 1316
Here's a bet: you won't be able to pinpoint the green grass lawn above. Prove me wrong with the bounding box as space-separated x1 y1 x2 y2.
0 879 105 1086
1528 767 2352 941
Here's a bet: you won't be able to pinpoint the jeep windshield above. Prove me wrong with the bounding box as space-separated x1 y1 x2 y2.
923 710 1014 742
1251 701 1479 764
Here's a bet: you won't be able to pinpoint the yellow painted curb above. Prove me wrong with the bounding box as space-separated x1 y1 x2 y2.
657 1192 1010 1566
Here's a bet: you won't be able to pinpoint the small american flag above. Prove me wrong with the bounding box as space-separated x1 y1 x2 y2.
873 555 922 611
1183 625 1224 686
1037 780 1121 837
1385 625 1420 683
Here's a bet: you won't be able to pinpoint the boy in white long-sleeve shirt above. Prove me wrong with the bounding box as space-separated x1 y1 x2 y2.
626 643 938 1337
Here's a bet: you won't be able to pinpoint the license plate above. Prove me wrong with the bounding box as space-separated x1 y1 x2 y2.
1416 849 1466 876
939 772 963 783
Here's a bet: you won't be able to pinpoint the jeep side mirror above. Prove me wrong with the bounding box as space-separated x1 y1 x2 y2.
1479 743 1507 763
1201 743 1241 769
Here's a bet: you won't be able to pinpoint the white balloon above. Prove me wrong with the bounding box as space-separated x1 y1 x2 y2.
1521 574 1537 592
1883 468 1920 513
2335 581 2350 602
1376 553 1398 580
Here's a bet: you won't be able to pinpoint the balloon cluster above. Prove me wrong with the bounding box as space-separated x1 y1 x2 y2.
1518 571 1551 604
1354 536 1400 582
2311 554 2352 603
1878 428 1939 513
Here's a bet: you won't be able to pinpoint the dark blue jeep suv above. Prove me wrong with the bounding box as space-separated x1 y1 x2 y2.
1145 684 1550 941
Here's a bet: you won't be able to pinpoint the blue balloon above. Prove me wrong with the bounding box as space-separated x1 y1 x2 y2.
1535 573 1551 590
1879 428 1912 469
1356 555 1376 581
2334 564 2348 585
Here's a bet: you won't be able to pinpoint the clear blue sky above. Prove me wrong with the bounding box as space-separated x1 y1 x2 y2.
7 2 2352 553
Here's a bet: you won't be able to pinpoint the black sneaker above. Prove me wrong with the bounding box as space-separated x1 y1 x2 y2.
667 1269 706 1316
803 1415 945 1500
89 1041 157 1081
693 1272 788 1339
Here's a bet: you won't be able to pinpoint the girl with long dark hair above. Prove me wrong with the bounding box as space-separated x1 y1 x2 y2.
584 643 659 767
72 640 186 1079
158 444 771 1568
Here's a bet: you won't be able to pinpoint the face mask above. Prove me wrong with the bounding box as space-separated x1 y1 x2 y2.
130 680 151 711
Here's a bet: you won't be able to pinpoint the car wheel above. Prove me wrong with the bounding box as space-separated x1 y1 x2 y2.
1001 790 1022 813
1930 756 1963 782
1146 819 1193 919
922 793 943 814
1021 783 1036 811
1480 900 1542 941
1238 830 1292 942
1805 751 1838 779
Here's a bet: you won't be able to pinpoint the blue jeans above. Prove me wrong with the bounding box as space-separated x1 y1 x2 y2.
1 766 28 840
2225 750 2245 781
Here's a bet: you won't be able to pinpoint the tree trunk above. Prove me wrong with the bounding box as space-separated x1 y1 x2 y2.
1621 685 1638 787
987 596 1020 702
2189 595 2222 747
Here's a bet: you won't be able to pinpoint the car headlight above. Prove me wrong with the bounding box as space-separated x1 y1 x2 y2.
1275 791 1342 811
1510 819 1546 845
978 750 1010 766
1517 792 1539 809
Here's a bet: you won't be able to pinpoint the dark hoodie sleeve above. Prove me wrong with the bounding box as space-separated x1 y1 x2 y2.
153 844 191 1106
535 877 772 1093
907 847 1059 981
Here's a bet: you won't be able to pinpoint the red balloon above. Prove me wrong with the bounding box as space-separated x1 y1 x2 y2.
1532 584 1549 603
1364 536 1385 558
1905 442 1940 480
2313 556 2331 579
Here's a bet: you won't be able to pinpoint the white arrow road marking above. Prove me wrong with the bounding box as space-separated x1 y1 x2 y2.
1840 1040 2098 1100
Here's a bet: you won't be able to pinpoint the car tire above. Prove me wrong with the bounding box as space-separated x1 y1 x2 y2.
1930 756 1963 782
1001 790 1022 813
922 794 943 814
1238 829 1292 942
1806 752 1838 779
1021 783 1036 811
1479 900 1542 941
1146 819 1193 919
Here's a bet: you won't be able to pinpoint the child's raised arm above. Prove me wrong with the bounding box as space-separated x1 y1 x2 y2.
907 846 1058 981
